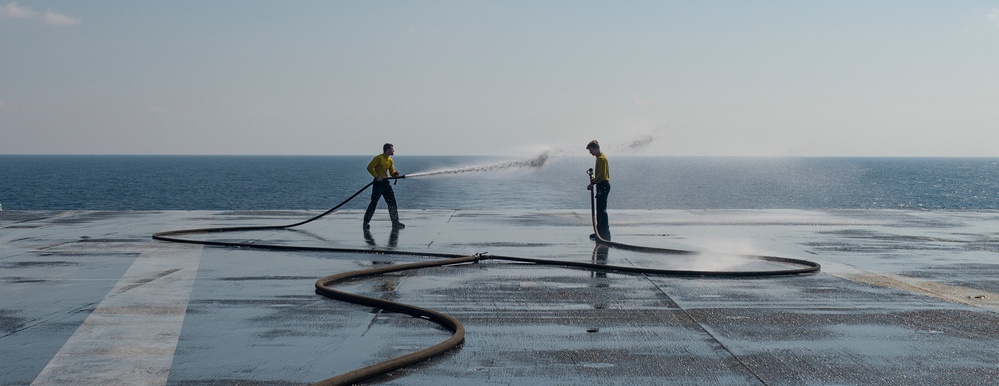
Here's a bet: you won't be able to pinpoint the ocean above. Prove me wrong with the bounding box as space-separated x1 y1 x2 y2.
2 155 998 211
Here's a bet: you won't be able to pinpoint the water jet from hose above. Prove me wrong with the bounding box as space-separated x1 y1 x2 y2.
405 150 551 178
404 133 658 179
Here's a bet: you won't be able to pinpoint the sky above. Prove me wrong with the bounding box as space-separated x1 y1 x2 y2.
2 1 998 157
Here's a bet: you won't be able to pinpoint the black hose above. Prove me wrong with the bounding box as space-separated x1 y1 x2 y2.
312 255 479 386
152 175 820 385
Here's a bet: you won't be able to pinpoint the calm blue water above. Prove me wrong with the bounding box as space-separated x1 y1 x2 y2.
2 155 998 210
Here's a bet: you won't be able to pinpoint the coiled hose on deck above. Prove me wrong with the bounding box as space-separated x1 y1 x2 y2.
152 176 820 385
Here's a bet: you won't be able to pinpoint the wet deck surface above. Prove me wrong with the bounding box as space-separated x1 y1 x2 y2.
3 209 999 385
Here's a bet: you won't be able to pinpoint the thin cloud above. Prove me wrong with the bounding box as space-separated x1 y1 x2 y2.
43 10 79 26
990 8 999 29
0 2 78 26
0 2 38 18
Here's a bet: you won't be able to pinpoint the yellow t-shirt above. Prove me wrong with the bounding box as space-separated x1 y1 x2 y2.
591 153 609 184
367 153 397 179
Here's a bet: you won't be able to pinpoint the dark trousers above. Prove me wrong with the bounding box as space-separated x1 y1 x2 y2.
363 179 399 225
595 181 611 239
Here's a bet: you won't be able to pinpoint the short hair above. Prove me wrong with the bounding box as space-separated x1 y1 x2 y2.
586 140 600 150
383 143 394 152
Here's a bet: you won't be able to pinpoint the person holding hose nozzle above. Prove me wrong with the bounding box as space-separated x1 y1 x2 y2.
363 143 405 230
587 140 610 241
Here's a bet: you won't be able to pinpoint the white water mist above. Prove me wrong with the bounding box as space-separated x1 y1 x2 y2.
680 239 765 271
406 150 552 178
405 133 660 178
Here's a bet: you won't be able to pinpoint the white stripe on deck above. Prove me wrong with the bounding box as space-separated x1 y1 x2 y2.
31 243 204 386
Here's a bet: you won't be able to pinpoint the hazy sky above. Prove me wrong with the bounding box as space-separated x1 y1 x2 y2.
2 1 998 156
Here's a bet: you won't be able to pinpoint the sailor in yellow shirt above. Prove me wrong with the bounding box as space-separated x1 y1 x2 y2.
586 140 610 240
363 143 404 229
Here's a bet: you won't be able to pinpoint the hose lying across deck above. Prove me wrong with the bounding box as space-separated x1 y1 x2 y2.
152 176 821 385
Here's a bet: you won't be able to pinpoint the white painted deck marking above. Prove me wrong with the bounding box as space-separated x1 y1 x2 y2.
31 243 203 386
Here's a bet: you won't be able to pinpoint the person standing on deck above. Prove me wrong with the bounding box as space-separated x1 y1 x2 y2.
363 143 405 230
587 140 610 241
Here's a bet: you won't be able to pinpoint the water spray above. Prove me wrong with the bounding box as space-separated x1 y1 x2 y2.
405 150 551 178
611 133 657 153
403 133 659 179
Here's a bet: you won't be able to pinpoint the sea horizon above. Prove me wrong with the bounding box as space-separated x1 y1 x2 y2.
3 155 998 211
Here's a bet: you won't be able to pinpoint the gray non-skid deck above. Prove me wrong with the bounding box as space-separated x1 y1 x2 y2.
2 209 999 385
